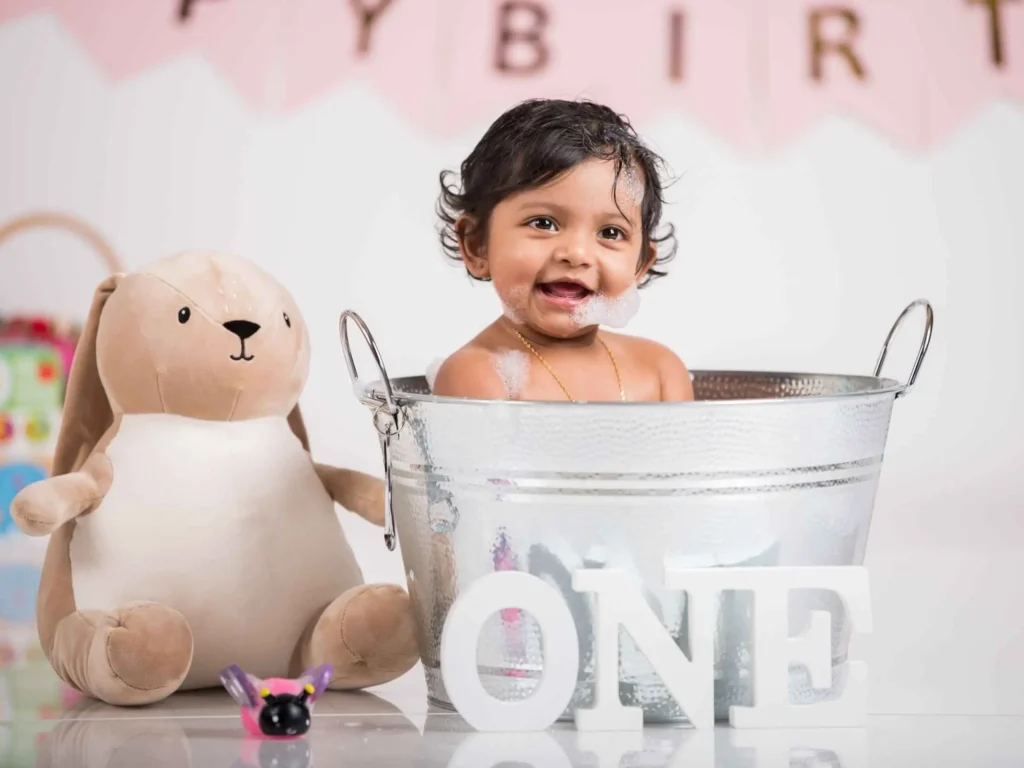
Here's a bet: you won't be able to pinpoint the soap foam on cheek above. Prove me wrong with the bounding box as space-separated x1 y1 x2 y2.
493 350 530 399
571 284 641 329
500 286 530 325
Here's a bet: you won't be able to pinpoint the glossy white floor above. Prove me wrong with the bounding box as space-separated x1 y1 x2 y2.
0 621 1021 768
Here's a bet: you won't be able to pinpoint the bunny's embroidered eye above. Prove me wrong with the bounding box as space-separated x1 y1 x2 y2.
178 307 191 324
283 312 291 328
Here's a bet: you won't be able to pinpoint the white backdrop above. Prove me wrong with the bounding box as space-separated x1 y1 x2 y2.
1 12 1022 716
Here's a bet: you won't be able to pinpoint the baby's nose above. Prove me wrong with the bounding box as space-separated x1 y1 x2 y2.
554 239 593 266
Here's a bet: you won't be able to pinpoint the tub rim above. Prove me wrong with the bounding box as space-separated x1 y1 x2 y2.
355 369 907 409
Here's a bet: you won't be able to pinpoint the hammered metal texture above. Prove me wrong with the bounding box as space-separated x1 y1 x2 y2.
362 371 899 724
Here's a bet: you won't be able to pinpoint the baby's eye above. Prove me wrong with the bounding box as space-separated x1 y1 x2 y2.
527 217 557 231
599 226 625 240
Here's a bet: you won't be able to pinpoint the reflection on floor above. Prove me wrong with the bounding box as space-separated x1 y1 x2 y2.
5 620 1024 767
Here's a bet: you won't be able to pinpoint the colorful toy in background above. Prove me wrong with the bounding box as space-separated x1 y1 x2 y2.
0 317 79 397
0 341 64 626
220 664 333 740
0 211 123 628
0 213 120 768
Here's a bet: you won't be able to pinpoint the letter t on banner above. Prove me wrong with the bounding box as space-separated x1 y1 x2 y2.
916 0 1024 145
968 0 1021 67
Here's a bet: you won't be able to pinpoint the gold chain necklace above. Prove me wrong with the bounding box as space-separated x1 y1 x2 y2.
508 325 626 402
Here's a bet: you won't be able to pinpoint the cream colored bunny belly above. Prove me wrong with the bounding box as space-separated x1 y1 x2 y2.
69 414 362 688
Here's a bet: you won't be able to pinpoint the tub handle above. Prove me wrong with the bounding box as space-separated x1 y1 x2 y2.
339 310 402 551
339 310 400 419
873 299 934 398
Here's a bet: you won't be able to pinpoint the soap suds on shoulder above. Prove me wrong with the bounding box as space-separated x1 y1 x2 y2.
493 350 530 399
427 352 529 398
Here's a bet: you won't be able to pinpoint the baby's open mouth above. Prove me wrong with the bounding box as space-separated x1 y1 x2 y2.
537 281 593 302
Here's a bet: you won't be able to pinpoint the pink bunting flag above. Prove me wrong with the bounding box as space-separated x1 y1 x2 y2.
0 0 284 108
1 0 1022 147
277 0 442 125
761 0 929 148
914 0 1024 144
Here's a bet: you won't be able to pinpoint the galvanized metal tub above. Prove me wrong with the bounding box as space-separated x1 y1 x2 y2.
338 300 933 723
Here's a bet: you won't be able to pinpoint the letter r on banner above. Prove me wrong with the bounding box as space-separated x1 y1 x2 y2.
809 7 868 81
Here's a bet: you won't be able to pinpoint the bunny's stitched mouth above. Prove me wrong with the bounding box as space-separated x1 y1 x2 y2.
229 340 255 362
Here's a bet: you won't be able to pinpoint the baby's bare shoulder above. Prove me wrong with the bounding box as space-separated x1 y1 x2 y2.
432 343 510 399
604 332 679 363
605 332 694 401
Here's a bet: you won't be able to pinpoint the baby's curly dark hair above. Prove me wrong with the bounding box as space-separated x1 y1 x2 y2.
437 98 677 287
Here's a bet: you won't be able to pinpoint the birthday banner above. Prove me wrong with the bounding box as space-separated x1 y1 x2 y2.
2 0 1022 147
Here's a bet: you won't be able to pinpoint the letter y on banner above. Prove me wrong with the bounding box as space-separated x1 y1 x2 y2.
277 0 441 125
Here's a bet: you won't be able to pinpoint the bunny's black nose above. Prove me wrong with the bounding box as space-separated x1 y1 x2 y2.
223 320 261 341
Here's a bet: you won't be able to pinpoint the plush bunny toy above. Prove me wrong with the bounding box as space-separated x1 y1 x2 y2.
8 251 419 706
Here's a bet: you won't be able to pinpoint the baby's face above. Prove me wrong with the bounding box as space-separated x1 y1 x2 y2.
477 157 653 339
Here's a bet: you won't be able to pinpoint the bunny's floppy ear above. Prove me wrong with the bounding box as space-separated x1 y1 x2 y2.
51 275 122 477
287 403 312 454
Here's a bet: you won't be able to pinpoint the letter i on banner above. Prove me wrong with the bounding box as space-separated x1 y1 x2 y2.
593 0 757 150
915 0 1024 145
276 0 441 128
763 0 929 148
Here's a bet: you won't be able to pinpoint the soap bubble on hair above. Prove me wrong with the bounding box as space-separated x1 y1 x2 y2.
620 164 645 208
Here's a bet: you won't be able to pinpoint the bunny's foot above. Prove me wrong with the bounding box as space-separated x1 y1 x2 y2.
298 584 419 690
50 601 193 705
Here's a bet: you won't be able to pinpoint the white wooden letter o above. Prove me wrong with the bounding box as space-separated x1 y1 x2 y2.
440 571 580 732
